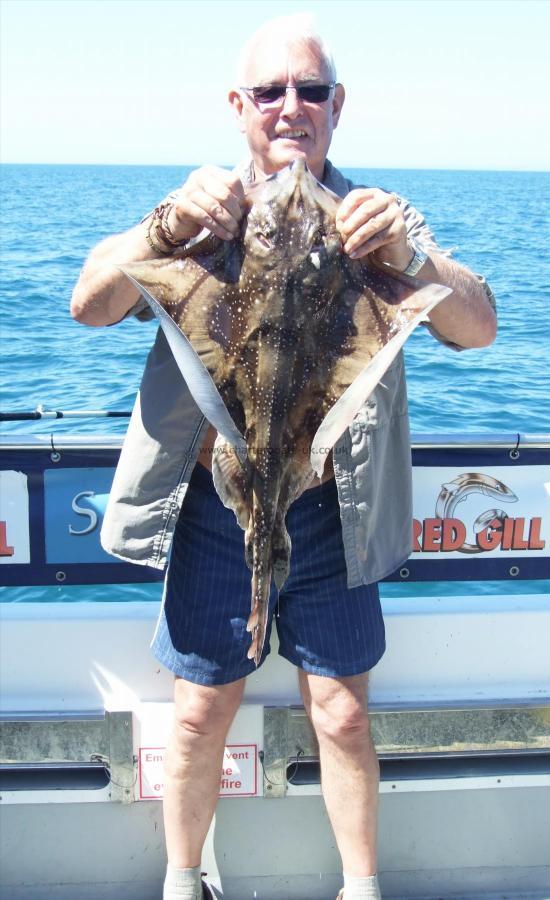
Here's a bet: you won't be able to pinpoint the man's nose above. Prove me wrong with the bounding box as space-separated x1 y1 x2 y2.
280 87 302 117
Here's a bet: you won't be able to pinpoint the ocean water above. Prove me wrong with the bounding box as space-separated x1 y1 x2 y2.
1 164 549 602
1 164 549 434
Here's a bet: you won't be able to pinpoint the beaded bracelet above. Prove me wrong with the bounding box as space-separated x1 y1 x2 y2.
144 202 189 256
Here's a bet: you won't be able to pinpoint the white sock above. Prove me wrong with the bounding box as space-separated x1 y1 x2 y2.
342 872 381 899
163 863 203 900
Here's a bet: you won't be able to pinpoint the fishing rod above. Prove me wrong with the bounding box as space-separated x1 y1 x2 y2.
0 406 131 422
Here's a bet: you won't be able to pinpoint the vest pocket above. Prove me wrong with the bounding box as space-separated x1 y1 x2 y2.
353 352 407 432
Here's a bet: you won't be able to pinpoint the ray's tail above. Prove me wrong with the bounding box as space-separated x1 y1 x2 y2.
245 471 291 666
245 497 271 665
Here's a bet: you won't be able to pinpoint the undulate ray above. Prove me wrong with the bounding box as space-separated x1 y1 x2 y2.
120 160 451 665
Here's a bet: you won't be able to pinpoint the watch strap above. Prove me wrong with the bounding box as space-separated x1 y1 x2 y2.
402 239 428 276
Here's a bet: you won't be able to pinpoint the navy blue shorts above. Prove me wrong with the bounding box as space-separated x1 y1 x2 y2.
151 462 385 685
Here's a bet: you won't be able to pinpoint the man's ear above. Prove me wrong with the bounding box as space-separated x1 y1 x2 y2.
332 83 345 129
229 89 247 134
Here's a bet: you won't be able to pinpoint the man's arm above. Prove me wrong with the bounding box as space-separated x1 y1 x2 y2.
411 253 496 349
70 224 156 327
70 166 245 327
336 187 497 349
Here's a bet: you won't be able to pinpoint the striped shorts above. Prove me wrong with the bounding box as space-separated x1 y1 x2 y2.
151 462 386 685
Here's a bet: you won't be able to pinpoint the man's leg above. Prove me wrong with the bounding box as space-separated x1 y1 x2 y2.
163 675 245 868
299 670 380 881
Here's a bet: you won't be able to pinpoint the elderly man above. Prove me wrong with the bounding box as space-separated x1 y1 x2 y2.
71 14 496 900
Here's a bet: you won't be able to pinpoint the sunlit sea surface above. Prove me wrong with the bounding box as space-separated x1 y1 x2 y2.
1 164 549 602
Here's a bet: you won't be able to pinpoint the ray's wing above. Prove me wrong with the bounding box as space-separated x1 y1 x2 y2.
120 234 248 457
310 260 451 477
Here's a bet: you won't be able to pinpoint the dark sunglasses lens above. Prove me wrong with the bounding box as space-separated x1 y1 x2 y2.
252 86 286 103
250 85 332 104
298 85 331 102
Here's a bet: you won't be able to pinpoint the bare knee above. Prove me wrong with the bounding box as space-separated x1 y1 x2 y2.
301 673 372 745
312 696 371 744
172 677 244 741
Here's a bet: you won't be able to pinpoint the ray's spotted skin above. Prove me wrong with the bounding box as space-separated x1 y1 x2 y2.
121 160 450 665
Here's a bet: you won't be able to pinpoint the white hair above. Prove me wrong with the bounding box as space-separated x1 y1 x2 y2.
236 13 337 85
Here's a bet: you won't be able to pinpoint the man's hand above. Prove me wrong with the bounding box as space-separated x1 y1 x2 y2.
336 187 496 349
167 166 246 243
71 165 246 327
336 188 413 271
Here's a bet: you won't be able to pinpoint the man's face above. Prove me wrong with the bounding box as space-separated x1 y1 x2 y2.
229 39 345 182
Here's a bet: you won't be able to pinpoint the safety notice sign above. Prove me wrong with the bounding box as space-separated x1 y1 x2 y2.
138 744 258 800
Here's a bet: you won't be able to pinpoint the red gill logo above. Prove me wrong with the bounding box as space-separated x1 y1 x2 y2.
412 473 545 555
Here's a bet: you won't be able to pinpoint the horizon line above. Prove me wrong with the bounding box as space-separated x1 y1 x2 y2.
1 161 549 175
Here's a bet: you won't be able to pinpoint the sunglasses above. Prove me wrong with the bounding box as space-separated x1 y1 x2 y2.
240 83 336 106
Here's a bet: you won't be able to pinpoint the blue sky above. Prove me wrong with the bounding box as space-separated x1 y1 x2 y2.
1 0 548 170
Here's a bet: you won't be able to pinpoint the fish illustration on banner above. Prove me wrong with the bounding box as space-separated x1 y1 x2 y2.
121 160 450 664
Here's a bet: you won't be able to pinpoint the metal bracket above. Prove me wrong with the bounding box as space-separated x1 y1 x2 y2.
105 711 135 803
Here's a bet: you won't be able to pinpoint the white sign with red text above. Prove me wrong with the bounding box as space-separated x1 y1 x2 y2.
135 702 262 801
138 744 258 800
412 465 549 558
0 471 30 564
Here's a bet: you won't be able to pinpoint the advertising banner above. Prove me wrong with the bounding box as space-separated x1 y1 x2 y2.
412 465 548 558
0 446 163 587
0 471 30 565
43 467 116 564
1 441 548 585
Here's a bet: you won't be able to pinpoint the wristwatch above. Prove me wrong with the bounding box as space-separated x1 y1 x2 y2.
402 238 428 276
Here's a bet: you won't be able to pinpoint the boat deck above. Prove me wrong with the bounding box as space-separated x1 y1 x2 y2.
1 434 549 899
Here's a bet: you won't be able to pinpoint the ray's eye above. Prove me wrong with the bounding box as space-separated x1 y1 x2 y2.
310 229 325 248
256 233 273 249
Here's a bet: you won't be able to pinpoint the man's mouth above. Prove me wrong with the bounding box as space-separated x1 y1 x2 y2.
277 129 308 140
